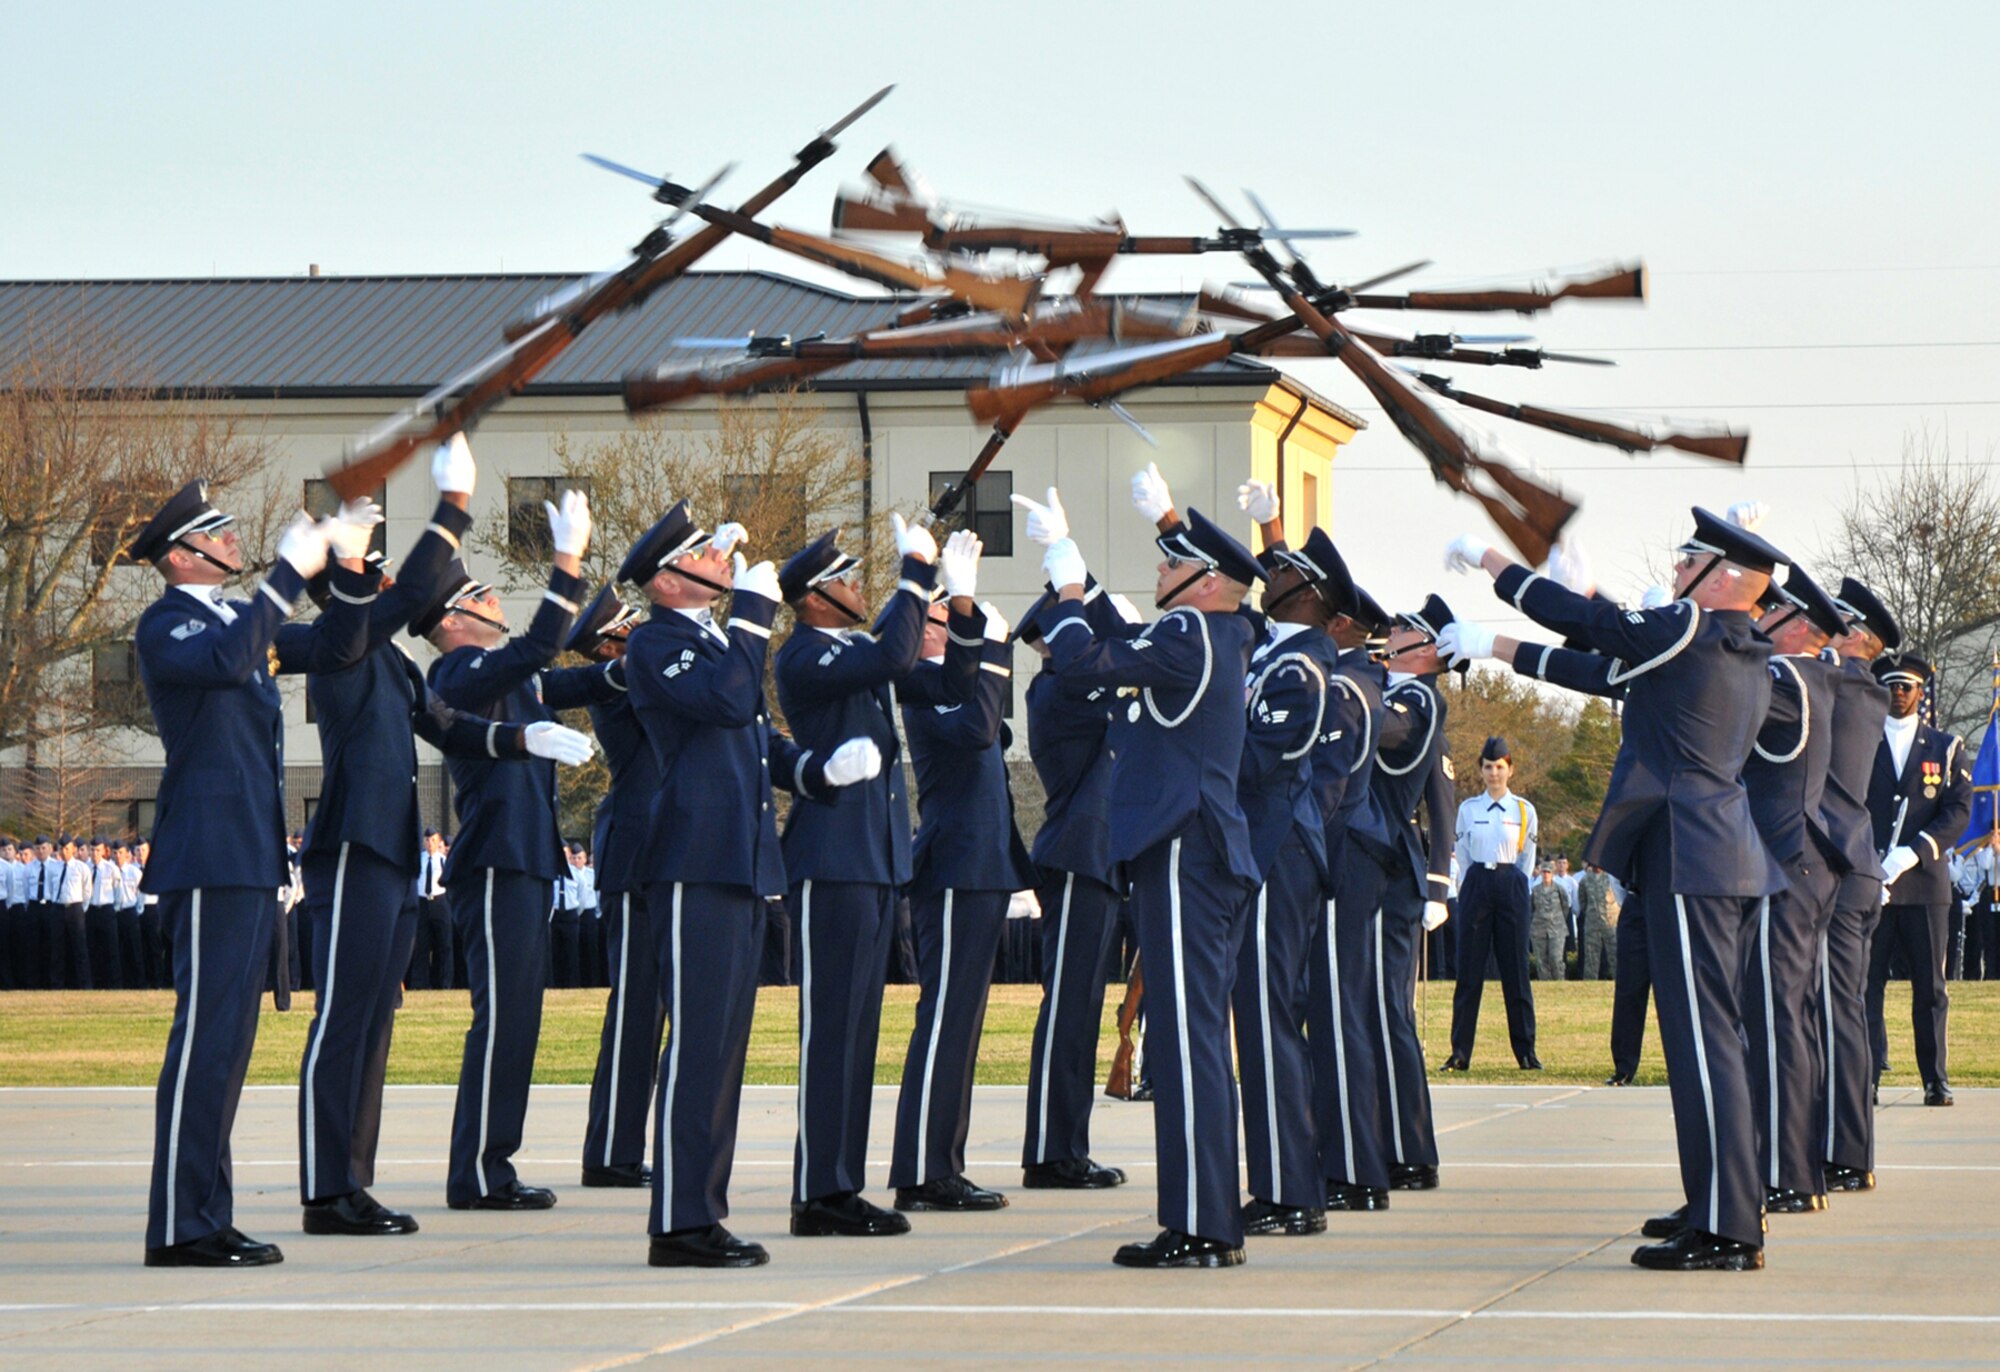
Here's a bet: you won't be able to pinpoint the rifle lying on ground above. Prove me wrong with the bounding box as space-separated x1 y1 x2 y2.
320 86 891 500
1105 956 1146 1101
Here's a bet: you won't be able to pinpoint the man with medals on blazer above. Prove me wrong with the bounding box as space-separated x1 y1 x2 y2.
128 480 346 1266
1015 478 1262 1269
775 516 938 1238
1443 507 1790 1272
417 488 624 1213
1866 652 1973 1106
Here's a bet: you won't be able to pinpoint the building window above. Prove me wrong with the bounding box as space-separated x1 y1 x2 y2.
507 477 591 561
928 468 1013 558
303 478 388 557
92 640 146 723
724 473 807 556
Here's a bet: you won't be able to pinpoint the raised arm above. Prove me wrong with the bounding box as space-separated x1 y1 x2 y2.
139 560 309 688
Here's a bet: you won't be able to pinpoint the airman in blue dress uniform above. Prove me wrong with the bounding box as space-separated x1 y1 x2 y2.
776 517 939 1237
1016 481 1261 1268
130 481 341 1266
1444 507 1790 1271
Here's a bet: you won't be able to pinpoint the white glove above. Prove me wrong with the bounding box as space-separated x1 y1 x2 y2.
731 553 781 603
275 511 331 580
327 497 384 561
1725 501 1768 532
431 433 476 496
939 529 982 598
979 600 1009 642
822 736 883 787
1639 585 1674 610
1131 462 1175 523
1043 537 1088 591
891 512 937 564
1010 487 1070 545
1108 592 1145 625
710 521 748 557
1423 900 1451 932
1882 845 1919 886
1444 534 1492 575
545 489 592 558
1436 620 1496 668
523 721 595 767
1236 478 1279 523
1547 540 1593 596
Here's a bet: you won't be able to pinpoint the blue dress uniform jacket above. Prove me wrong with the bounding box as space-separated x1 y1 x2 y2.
1868 721 1973 907
1329 649 1395 862
1742 654 1842 868
427 567 623 883
1494 567 1785 899
626 594 823 895
137 561 320 895
1043 604 1259 884
1822 659 1890 882
901 609 1034 898
587 689 653 897
1373 677 1449 902
1024 671 1118 886
1239 630 1331 884
776 554 937 886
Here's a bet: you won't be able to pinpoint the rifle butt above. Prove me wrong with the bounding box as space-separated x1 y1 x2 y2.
1566 264 1647 301
1666 430 1749 464
326 436 425 502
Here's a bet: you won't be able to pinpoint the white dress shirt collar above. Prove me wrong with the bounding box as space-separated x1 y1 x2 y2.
175 581 239 624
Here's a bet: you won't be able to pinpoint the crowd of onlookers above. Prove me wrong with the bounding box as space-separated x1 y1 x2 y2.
0 835 160 989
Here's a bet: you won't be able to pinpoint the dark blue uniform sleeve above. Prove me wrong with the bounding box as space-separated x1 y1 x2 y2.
1422 745 1455 898
542 657 626 711
1241 651 1326 792
911 636 1012 752
896 603 984 708
1509 640 1625 699
273 562 375 676
429 565 585 709
777 555 937 699
367 500 475 648
137 564 306 687
1044 603 1210 690
1495 564 1702 674
625 594 777 729
769 725 831 797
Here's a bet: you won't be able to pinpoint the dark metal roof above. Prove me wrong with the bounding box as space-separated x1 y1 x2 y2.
0 271 1279 398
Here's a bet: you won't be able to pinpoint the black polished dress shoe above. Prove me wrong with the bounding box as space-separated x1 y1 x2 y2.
1640 1204 1688 1239
1389 1163 1440 1191
1112 1228 1245 1268
894 1174 1009 1212
582 1162 652 1188
448 1180 557 1211
1925 1079 1955 1107
789 1191 911 1236
1439 1054 1470 1072
1022 1157 1127 1189
1824 1163 1876 1192
1325 1182 1390 1211
1871 1084 1880 1107
1604 1071 1633 1087
1517 1052 1543 1071
648 1224 769 1268
145 1227 284 1268
1631 1228 1763 1271
303 1188 419 1236
1240 1198 1327 1236
1763 1187 1827 1214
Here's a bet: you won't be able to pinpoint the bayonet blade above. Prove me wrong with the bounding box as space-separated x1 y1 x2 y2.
580 153 668 189
824 84 895 140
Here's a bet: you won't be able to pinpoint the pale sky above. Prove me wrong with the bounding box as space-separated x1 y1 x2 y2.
7 0 1997 626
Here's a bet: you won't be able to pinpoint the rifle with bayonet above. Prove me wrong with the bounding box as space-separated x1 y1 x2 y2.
321 85 891 500
1406 372 1749 464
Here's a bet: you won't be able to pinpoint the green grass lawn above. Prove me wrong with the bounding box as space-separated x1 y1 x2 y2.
1 981 1992 1089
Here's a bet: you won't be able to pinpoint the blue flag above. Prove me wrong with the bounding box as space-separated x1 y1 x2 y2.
1956 718 2000 854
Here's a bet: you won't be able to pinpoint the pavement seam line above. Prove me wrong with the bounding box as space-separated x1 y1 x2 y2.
562 1272 929 1368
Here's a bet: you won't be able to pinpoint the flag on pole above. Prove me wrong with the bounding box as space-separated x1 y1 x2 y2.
1954 653 2000 854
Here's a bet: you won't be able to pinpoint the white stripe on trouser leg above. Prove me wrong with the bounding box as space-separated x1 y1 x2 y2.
1375 907 1403 1165
476 869 497 1197
1167 839 1198 1235
795 881 812 1200
658 885 684 1231
603 892 631 1168
302 843 351 1198
915 890 955 1181
164 889 202 1242
1033 874 1073 1164
1673 894 1721 1234
1255 885 1279 1190
1820 934 1837 1157
1327 897 1354 1180
1758 897 1778 1186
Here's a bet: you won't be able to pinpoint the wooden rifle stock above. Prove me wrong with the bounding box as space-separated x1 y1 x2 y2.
623 355 839 413
1105 955 1145 1100
1350 265 1645 315
1422 376 1749 465
926 414 1022 528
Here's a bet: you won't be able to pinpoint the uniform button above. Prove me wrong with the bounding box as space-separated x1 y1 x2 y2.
762 802 770 812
